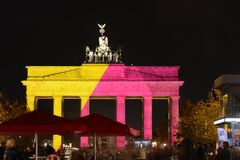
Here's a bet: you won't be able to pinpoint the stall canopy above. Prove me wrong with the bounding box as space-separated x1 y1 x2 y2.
0 110 86 134
73 113 140 136
0 110 86 159
73 113 140 160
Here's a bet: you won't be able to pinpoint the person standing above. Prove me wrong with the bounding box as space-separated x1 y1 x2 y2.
216 141 231 160
0 141 5 160
3 138 27 160
196 144 206 160
43 143 55 156
222 142 231 160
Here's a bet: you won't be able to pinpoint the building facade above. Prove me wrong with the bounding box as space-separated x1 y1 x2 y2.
22 24 184 150
214 75 240 149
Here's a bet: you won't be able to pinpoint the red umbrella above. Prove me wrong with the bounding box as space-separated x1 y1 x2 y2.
72 113 140 160
0 110 86 158
0 110 85 134
73 113 140 136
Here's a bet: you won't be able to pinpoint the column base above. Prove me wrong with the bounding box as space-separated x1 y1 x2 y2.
53 135 62 151
80 136 89 147
116 136 125 149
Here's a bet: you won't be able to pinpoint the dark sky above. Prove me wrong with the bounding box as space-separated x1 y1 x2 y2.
1 0 240 102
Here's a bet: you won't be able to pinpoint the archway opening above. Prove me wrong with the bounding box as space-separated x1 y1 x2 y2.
63 98 80 147
152 98 169 144
125 98 143 138
90 98 116 151
37 98 53 152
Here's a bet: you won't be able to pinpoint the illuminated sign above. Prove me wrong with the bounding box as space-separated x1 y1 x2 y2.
214 118 240 125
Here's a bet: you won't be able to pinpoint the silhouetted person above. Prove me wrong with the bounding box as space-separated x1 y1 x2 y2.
44 144 55 156
216 141 230 160
3 138 27 160
177 138 193 160
106 151 114 160
196 144 206 160
70 150 85 160
0 142 5 160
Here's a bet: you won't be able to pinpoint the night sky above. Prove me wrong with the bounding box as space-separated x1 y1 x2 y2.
1 0 240 102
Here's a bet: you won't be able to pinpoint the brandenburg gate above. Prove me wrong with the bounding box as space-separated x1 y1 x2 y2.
22 24 184 150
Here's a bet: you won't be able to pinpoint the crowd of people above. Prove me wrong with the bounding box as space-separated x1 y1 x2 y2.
176 138 235 160
0 137 237 160
0 138 174 160
215 141 233 160
0 138 137 160
0 138 29 160
0 137 57 160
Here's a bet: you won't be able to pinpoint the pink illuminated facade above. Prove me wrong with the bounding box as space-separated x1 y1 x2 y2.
80 64 184 147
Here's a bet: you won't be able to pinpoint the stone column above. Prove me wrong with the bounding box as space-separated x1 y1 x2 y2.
80 96 90 147
171 96 179 145
144 96 152 140
116 96 125 149
53 96 63 151
26 96 36 111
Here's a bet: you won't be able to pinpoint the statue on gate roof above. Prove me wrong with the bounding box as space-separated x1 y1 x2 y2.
83 23 123 64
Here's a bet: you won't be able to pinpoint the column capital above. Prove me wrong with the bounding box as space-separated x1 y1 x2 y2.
53 95 63 99
27 95 35 98
53 96 63 105
79 96 90 104
171 96 180 100
116 96 125 100
144 96 152 98
143 96 152 101
79 96 90 98
26 96 36 111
